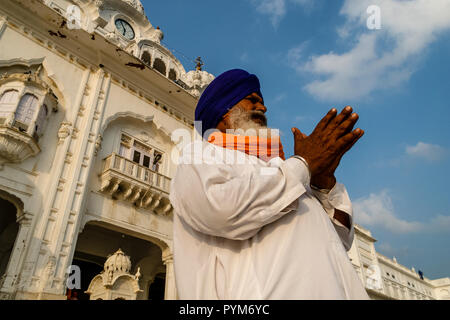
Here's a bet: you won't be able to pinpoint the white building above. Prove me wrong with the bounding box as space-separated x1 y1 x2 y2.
349 224 450 300
0 0 448 300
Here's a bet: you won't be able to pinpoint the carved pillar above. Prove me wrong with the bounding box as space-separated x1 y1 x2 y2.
50 69 111 297
18 67 111 299
162 249 177 300
0 211 33 297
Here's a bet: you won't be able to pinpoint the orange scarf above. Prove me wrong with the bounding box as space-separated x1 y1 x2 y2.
208 132 285 162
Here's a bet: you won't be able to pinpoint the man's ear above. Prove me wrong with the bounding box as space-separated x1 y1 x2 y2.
217 110 232 132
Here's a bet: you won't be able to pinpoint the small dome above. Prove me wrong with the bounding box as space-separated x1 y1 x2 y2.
104 248 131 273
181 70 215 97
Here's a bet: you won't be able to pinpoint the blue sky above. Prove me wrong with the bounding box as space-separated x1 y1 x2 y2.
142 0 450 279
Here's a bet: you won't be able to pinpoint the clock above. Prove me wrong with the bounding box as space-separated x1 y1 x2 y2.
115 19 135 40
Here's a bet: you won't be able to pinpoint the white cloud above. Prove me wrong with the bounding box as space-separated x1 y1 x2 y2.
353 190 422 234
251 0 313 27
253 0 286 27
290 0 450 101
354 190 450 234
406 142 447 162
287 43 306 67
426 215 450 233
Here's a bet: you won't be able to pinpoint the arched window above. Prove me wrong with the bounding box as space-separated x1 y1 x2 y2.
0 90 19 105
153 58 166 76
0 90 19 119
141 51 151 66
14 94 39 131
168 69 177 81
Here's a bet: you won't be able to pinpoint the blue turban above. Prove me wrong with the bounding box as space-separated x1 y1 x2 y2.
195 69 264 138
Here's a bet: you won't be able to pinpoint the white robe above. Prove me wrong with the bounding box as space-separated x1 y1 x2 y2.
169 140 369 300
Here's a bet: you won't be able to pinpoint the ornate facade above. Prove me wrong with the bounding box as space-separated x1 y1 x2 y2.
0 0 212 300
0 0 448 300
348 225 450 300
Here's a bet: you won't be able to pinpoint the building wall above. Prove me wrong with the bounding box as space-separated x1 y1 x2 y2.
0 0 196 300
349 224 449 300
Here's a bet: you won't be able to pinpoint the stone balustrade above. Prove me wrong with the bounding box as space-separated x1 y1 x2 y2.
99 153 172 215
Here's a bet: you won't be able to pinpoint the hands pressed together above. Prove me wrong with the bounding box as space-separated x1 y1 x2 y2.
292 106 364 190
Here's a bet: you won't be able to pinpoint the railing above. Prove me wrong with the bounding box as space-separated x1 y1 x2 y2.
103 153 171 194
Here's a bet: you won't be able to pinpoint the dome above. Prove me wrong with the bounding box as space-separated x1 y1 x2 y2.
120 0 145 15
104 248 132 274
181 69 215 97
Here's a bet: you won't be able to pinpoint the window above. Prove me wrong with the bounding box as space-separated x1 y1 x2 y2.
141 51 151 65
119 133 163 173
153 58 166 75
143 155 150 168
169 69 177 81
119 134 131 157
0 89 19 105
132 140 152 168
0 90 19 118
133 150 141 163
14 93 38 131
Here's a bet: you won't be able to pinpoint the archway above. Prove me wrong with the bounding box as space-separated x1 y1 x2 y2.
168 69 177 81
70 222 166 300
0 198 19 281
153 58 166 76
141 51 151 66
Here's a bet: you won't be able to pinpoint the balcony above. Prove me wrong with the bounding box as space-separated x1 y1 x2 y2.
0 124 40 164
99 153 173 215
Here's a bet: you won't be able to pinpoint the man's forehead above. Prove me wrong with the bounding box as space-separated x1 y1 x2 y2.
245 92 263 100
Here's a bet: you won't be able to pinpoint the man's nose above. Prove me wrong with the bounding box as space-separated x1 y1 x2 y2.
254 103 267 113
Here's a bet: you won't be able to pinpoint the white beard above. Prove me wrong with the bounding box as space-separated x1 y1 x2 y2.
226 106 279 139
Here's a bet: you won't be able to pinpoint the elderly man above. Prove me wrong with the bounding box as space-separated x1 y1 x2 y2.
169 69 369 299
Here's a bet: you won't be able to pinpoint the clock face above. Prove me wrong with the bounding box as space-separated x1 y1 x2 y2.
115 19 135 40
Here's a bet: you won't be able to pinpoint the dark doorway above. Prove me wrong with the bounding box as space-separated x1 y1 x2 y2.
148 272 165 300
0 198 19 280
